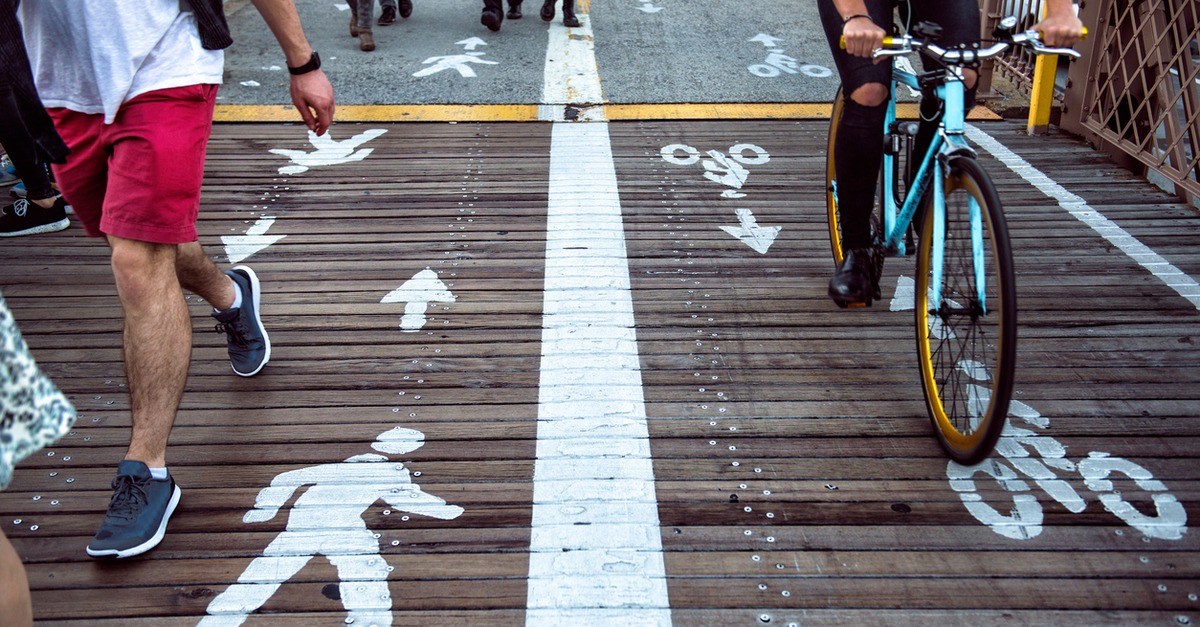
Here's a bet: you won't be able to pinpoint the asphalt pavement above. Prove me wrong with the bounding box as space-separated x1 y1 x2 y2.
220 0 839 106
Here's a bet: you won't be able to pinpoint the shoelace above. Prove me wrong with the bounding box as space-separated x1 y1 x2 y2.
106 474 151 523
214 317 250 347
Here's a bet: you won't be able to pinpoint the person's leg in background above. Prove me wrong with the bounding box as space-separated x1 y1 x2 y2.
0 80 69 237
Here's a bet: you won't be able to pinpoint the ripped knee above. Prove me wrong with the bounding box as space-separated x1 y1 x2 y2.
848 83 889 108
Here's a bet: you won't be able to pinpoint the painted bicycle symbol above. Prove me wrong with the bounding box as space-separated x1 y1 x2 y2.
892 276 1188 542
660 143 770 199
946 368 1187 541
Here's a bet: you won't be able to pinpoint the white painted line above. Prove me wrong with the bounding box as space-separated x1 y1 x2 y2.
966 124 1200 310
540 14 605 117
528 10 671 626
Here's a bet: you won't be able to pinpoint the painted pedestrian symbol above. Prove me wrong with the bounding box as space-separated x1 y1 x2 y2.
269 128 387 175
747 33 832 79
199 427 464 627
414 38 497 78
660 142 781 254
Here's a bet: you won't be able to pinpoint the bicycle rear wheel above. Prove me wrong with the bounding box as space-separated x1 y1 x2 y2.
825 87 883 268
825 87 848 266
915 157 1016 465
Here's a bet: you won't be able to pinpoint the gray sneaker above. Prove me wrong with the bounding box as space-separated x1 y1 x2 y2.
86 460 181 559
212 266 271 377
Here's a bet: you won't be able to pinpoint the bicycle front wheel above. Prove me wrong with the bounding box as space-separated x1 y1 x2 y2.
915 157 1016 465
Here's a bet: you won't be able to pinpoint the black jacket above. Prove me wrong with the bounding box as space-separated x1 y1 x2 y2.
0 0 67 163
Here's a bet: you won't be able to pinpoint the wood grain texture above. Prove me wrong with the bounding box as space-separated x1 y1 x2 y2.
1 121 1196 624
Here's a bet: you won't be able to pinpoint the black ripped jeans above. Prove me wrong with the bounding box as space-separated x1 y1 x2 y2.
818 0 979 249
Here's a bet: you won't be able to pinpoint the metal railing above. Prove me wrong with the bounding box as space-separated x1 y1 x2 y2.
978 0 1054 99
977 0 1199 207
1061 0 1199 207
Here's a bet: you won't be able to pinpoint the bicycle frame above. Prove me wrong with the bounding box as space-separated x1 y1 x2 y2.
880 64 986 313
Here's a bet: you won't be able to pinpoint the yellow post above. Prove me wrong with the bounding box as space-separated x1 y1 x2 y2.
1027 53 1058 134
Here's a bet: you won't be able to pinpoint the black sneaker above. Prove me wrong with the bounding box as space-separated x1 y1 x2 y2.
212 266 271 377
378 5 397 24
0 198 70 237
562 11 579 27
507 0 522 19
398 0 413 18
86 460 181 559
540 0 554 21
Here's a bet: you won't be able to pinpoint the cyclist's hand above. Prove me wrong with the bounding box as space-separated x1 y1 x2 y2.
842 15 887 61
1032 13 1085 48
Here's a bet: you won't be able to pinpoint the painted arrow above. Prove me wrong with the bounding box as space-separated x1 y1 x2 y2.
749 33 784 48
719 208 780 254
637 2 663 13
222 216 284 264
457 37 487 51
381 268 457 332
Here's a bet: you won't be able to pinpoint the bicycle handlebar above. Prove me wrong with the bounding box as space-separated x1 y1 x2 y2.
838 25 1087 64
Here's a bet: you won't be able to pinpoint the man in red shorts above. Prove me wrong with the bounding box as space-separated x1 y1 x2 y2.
19 0 335 558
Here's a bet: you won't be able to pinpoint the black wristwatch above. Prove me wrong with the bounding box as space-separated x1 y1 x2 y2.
287 51 321 76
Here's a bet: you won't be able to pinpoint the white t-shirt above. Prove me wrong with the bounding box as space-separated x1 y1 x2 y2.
21 0 225 124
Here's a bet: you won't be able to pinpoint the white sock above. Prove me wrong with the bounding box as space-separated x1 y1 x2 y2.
149 467 169 481
215 276 243 312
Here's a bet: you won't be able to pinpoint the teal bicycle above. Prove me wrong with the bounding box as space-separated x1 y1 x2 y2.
825 18 1083 464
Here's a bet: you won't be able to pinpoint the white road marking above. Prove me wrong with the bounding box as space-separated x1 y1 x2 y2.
528 12 671 627
380 268 456 332
269 129 387 175
222 216 284 264
720 208 780 254
965 124 1200 310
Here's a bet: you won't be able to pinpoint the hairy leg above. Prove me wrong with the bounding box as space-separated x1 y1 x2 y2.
176 241 235 310
109 236 191 468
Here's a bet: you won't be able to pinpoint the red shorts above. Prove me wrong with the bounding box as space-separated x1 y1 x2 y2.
48 84 218 244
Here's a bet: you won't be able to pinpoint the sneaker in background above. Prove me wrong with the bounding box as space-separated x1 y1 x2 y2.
378 4 397 24
212 265 271 377
85 460 182 559
0 198 70 237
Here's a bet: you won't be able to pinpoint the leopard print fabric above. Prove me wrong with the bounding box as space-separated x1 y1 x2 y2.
1 293 76 490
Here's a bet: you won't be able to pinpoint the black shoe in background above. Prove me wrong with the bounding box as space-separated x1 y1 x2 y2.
481 9 502 30
507 0 522 19
398 0 413 18
540 0 554 21
378 5 397 24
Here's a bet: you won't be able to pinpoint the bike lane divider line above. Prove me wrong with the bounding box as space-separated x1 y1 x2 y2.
527 11 672 627
966 124 1200 310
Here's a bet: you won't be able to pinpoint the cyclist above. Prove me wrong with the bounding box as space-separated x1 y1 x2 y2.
820 0 1084 306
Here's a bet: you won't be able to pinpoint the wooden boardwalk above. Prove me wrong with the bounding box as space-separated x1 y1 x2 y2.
2 119 1198 625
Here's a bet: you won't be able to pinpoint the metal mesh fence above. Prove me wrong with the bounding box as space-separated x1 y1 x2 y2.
1063 0 1199 206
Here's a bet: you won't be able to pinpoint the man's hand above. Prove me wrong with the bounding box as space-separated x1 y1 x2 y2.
290 69 335 136
842 15 887 60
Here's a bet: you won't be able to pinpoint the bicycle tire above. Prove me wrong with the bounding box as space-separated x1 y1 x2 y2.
825 86 884 269
915 157 1016 465
825 86 848 266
